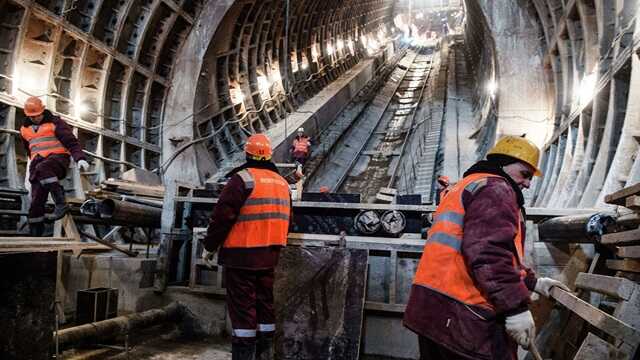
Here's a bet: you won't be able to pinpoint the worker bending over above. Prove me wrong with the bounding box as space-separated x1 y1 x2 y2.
20 96 90 236
290 127 311 166
201 134 291 360
404 136 569 360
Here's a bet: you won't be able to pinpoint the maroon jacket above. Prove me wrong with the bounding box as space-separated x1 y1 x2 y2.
403 161 537 360
21 110 86 162
202 160 285 270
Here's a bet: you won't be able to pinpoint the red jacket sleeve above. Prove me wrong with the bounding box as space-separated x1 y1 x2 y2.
461 178 531 315
202 174 251 252
53 118 86 162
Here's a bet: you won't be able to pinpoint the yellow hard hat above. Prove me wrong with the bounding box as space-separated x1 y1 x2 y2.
487 136 542 176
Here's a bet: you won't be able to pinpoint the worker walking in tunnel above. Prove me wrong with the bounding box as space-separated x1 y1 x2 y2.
201 133 291 360
403 136 570 360
290 127 311 166
20 96 90 236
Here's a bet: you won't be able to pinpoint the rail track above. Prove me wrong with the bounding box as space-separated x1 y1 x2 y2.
307 48 432 203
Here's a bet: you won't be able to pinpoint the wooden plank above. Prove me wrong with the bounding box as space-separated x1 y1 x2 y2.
101 180 165 198
575 273 636 300
618 246 640 259
573 333 628 360
606 182 640 206
61 215 81 242
550 287 640 345
607 259 640 273
601 229 640 246
625 196 640 212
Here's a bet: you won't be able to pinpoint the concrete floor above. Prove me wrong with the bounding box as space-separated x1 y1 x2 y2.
61 324 232 360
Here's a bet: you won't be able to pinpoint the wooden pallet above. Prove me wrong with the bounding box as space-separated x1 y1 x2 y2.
561 273 640 358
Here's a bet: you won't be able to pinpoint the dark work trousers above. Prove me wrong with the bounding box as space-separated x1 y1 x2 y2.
28 154 70 224
419 336 476 360
225 267 276 346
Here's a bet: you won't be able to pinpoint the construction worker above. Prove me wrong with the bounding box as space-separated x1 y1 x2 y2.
201 133 291 360
403 136 570 360
20 96 90 236
290 127 311 166
435 175 451 204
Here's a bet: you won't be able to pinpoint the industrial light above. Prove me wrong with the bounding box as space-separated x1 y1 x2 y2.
416 12 424 20
257 76 270 93
301 62 309 70
346 39 354 54
336 39 344 52
74 98 90 118
326 43 334 56
486 80 498 98
576 70 598 106
230 87 245 105
311 44 320 63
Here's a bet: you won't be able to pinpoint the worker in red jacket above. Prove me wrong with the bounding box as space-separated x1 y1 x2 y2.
404 136 570 360
290 127 311 165
20 97 90 236
201 133 291 360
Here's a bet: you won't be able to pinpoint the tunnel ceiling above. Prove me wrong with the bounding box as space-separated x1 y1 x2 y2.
192 0 394 166
3 0 640 210
0 0 205 185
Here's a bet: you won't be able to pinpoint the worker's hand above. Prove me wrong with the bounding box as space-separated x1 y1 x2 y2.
77 160 91 172
202 248 217 268
534 277 570 298
505 310 535 349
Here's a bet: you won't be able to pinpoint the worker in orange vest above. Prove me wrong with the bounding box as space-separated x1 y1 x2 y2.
404 136 570 360
290 127 311 165
201 133 291 360
20 97 90 236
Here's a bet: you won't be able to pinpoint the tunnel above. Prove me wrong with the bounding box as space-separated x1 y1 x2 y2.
1 0 640 358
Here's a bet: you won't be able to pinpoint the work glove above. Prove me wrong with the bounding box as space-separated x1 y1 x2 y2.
77 160 91 172
534 277 570 298
505 310 535 349
202 248 217 268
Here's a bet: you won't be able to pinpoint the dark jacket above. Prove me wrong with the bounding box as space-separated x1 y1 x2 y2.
403 161 537 360
21 110 86 162
202 160 287 269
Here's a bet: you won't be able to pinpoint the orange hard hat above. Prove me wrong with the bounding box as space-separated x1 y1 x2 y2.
319 186 330 193
24 96 45 117
245 134 272 160
437 175 450 186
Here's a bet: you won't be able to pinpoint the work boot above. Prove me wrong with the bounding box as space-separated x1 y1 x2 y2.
47 183 68 221
255 335 274 360
232 343 256 360
29 222 45 237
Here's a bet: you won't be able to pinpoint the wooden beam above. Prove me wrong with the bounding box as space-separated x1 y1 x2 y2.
626 196 640 212
607 259 640 273
573 333 628 360
618 246 640 259
601 229 640 246
550 287 640 346
605 182 640 206
575 273 636 300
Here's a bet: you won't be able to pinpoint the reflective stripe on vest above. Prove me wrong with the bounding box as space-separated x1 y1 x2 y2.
20 123 69 160
413 173 525 309
224 168 291 248
293 137 310 154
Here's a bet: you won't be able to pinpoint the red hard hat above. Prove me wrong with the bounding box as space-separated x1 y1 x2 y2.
245 134 272 160
319 186 330 193
24 96 45 117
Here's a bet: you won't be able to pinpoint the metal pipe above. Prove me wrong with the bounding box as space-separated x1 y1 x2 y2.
56 302 182 347
537 212 615 243
99 198 162 227
79 231 139 257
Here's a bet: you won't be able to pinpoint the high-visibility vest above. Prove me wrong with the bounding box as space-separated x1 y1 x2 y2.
224 168 291 248
413 172 525 309
20 123 70 160
293 137 310 154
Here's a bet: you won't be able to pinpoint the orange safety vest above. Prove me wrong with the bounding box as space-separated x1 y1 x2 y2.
224 168 291 248
293 137 310 154
20 122 70 160
413 173 525 309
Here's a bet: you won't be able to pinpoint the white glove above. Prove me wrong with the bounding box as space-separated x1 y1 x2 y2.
202 248 217 268
77 160 91 171
534 277 570 298
505 310 535 349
